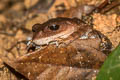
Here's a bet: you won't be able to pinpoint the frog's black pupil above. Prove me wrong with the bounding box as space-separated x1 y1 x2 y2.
49 24 59 30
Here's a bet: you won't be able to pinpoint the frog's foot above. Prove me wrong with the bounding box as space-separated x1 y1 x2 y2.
49 41 59 47
27 41 47 52
49 40 67 48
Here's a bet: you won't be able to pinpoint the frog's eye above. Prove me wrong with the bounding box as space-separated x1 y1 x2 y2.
48 24 60 31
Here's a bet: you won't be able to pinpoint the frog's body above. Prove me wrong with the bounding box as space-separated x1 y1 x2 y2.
31 17 105 51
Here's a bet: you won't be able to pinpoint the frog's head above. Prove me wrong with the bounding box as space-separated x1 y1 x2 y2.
31 17 82 45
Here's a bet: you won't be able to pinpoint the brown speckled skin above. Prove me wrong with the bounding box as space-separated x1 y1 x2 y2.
32 18 80 39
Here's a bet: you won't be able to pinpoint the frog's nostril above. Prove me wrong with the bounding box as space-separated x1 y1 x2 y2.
32 23 41 32
32 29 36 32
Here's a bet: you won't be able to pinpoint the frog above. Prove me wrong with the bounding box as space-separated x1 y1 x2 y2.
30 17 111 54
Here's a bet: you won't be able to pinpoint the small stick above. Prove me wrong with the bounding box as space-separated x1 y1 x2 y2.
101 1 120 13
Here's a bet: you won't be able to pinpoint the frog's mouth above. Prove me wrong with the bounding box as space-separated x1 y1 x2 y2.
27 40 64 52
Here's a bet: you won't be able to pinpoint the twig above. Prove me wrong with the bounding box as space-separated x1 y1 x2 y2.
100 1 120 13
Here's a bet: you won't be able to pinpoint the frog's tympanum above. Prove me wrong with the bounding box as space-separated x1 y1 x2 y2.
2 17 111 80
